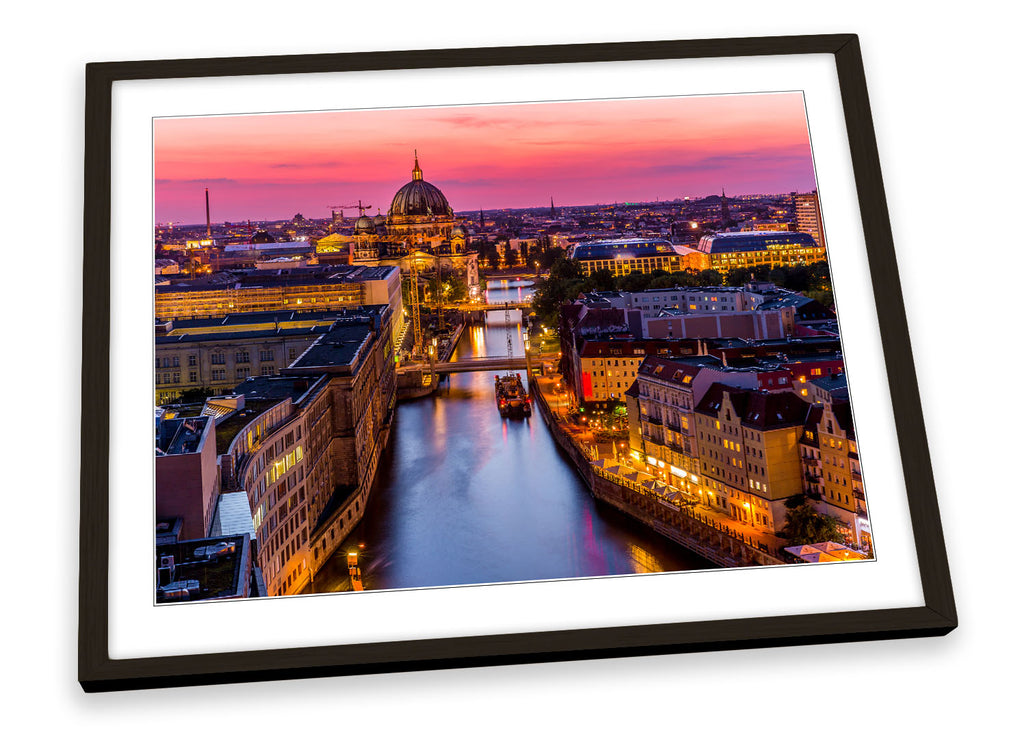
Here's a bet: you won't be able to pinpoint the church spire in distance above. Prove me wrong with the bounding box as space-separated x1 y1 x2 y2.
412 150 423 181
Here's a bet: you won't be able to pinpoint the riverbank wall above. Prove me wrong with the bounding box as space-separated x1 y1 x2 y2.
531 377 784 568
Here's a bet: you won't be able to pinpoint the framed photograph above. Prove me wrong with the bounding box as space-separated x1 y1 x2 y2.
80 34 956 692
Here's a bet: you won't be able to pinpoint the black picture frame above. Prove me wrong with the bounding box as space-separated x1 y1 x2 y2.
80 33 956 693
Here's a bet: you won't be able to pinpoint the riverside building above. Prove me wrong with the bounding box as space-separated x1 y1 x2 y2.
693 383 810 532
156 307 396 598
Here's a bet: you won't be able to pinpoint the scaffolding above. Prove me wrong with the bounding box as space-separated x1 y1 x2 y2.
408 258 423 354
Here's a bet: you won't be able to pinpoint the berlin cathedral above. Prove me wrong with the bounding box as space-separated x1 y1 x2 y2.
315 153 480 298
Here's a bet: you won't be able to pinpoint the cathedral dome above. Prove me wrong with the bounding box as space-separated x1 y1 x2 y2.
354 215 376 234
389 153 452 218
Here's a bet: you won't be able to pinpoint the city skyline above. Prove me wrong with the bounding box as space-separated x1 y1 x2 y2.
155 92 818 224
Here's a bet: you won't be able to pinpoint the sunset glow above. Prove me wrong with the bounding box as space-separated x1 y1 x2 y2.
154 92 817 224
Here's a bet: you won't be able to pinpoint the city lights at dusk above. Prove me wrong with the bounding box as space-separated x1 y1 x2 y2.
152 90 871 605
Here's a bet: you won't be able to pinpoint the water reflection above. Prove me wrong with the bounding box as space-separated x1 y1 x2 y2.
311 282 712 593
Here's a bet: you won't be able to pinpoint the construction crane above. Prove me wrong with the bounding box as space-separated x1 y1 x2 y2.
326 200 372 219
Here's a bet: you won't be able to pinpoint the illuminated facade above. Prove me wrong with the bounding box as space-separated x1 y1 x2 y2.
800 400 870 551
695 231 825 272
693 384 809 532
153 310 351 404
314 155 479 303
387 153 455 247
216 311 396 597
634 356 797 495
154 264 404 349
794 191 825 247
568 238 709 277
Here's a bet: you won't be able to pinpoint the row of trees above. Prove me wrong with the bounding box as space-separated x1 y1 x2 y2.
531 257 834 327
471 236 566 271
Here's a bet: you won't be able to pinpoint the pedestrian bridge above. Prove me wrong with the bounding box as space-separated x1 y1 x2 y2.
397 355 528 375
454 301 533 312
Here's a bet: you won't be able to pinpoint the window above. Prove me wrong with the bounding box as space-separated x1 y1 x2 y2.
236 368 251 379
260 350 274 362
188 355 197 366
211 353 225 365
235 350 250 363
212 369 226 381
261 366 274 376
189 371 197 382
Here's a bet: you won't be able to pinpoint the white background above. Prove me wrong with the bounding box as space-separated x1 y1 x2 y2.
2 1 1018 734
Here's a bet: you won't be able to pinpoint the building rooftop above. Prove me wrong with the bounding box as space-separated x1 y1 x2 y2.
209 492 258 541
578 338 703 358
156 533 251 603
286 316 374 371
156 416 210 455
696 231 818 254
213 398 284 454
810 373 849 393
158 308 356 331
156 325 334 345
156 264 397 293
569 238 698 261
637 354 723 385
706 336 842 352
696 382 810 429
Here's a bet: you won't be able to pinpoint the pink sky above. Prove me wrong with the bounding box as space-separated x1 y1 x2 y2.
154 93 817 224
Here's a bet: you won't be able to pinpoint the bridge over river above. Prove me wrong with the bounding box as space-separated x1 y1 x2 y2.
397 350 560 377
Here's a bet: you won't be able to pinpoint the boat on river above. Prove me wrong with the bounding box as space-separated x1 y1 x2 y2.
495 373 531 417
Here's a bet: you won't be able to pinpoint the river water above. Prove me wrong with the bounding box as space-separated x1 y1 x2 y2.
311 279 713 593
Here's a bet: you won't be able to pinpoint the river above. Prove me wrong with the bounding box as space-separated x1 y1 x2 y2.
310 279 713 593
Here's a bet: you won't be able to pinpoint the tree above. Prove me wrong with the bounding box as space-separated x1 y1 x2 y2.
696 269 724 286
177 387 218 404
782 495 847 545
587 268 615 291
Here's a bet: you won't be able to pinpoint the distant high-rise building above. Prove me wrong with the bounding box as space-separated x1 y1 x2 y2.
794 191 825 248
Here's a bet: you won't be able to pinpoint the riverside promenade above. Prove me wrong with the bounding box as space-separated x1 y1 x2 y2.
531 372 787 567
